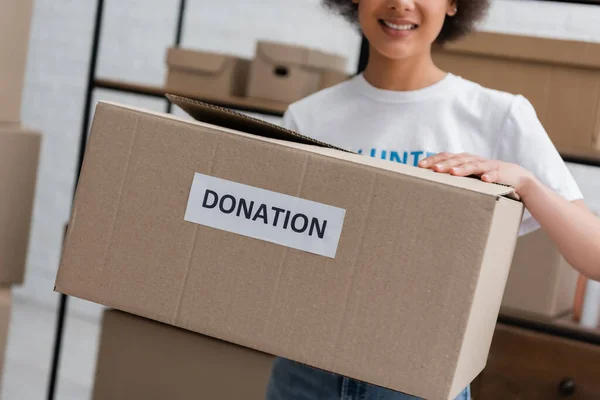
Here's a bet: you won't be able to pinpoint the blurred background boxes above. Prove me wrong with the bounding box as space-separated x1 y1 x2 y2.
0 0 34 123
0 127 41 285
0 289 11 391
93 309 274 400
501 229 578 321
247 41 348 104
165 48 250 100
165 42 349 105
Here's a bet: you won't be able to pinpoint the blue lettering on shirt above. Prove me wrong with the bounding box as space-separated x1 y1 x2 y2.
357 148 437 166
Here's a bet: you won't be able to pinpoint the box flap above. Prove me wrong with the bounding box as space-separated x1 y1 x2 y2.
307 49 347 72
257 41 308 67
166 48 229 74
167 94 518 200
257 41 346 71
166 94 346 150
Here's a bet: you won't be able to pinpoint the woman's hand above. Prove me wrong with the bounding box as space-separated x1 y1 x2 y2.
419 153 600 280
418 152 536 196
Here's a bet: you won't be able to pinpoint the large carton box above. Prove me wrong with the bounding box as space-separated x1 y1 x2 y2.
0 127 41 284
0 288 12 389
432 31 600 158
247 41 348 104
93 309 274 400
165 48 251 100
56 95 524 400
0 0 34 122
501 229 578 321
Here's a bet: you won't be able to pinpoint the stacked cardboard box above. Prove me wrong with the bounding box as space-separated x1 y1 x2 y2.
0 0 40 388
165 41 349 105
0 129 41 285
165 48 251 100
247 41 349 103
0 0 41 285
0 290 11 390
501 229 578 321
1 0 35 123
56 94 525 399
433 31 600 159
93 309 274 400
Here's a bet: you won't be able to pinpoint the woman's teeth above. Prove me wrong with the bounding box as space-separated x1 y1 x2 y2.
382 20 417 30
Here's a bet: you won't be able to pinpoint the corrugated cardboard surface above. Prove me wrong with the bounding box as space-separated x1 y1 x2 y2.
93 309 274 400
0 127 41 284
247 41 347 104
501 229 578 321
56 101 523 399
0 288 12 388
165 48 250 98
433 31 600 157
0 0 34 122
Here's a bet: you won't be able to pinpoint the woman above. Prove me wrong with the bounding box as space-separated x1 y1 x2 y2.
266 0 600 399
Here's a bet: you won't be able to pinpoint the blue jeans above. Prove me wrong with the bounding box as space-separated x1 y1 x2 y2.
266 357 471 400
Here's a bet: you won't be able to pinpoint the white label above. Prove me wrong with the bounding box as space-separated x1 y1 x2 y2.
184 173 346 258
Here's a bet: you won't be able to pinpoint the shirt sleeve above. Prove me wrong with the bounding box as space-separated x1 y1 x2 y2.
281 108 300 131
494 95 584 237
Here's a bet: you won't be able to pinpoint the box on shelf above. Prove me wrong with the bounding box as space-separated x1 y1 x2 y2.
0 127 41 285
55 95 524 400
500 229 578 321
93 309 274 400
0 0 34 122
165 47 250 100
247 41 348 104
0 288 11 388
432 31 600 158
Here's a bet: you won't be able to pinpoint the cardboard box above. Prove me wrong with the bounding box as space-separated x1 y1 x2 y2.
0 127 41 284
432 31 600 158
56 95 524 400
0 288 12 389
93 309 274 400
165 47 251 100
247 41 348 104
501 229 578 321
0 0 34 122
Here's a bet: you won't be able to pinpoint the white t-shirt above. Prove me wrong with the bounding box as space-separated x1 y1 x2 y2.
282 73 583 236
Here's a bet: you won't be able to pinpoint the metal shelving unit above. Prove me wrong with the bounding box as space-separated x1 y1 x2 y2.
46 1 600 399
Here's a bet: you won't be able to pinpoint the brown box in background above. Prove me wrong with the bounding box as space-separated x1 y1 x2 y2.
0 288 12 389
433 31 600 158
56 97 524 400
0 127 41 284
501 229 578 321
165 48 250 100
247 41 347 104
93 309 274 400
0 0 34 122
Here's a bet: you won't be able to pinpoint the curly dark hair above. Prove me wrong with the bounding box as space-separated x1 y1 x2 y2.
322 0 490 44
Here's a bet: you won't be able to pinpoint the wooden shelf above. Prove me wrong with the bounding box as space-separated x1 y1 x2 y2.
94 78 288 117
560 149 600 168
498 312 600 345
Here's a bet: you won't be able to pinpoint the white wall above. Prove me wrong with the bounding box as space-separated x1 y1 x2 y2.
7 0 600 399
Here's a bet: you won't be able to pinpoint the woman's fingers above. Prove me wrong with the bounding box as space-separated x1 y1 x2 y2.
426 154 483 172
448 160 494 176
418 152 455 168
